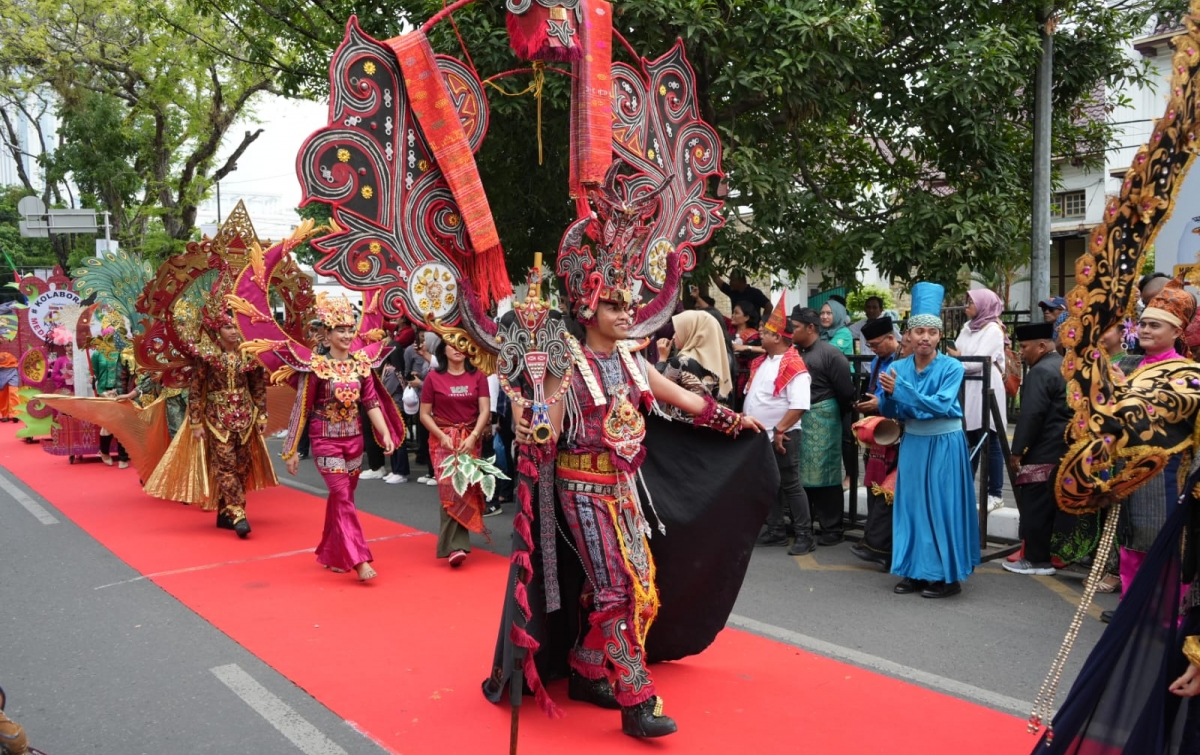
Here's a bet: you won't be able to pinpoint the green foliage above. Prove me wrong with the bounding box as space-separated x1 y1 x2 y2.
846 284 893 316
437 451 510 499
0 0 276 256
181 0 1176 286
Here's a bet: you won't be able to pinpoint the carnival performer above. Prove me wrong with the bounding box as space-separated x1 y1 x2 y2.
419 337 491 567
91 323 123 465
1113 279 1195 598
0 351 16 423
510 298 761 737
183 305 274 537
849 315 902 570
282 294 398 581
878 282 979 598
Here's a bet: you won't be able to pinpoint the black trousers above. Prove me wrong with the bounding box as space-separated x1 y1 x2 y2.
805 485 844 536
1015 481 1058 564
98 433 129 462
360 407 384 472
494 412 515 501
764 431 811 538
862 486 893 556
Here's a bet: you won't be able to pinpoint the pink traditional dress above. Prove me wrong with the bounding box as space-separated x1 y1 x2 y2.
284 352 386 571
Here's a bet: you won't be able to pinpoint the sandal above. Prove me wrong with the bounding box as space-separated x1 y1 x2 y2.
1091 574 1120 594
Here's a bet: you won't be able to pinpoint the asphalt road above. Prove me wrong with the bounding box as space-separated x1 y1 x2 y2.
0 435 1114 753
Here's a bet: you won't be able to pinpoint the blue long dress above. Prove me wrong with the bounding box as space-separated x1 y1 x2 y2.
879 352 980 583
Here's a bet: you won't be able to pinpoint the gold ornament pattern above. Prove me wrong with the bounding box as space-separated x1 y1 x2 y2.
1056 12 1200 514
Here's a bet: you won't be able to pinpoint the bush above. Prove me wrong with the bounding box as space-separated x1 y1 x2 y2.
846 284 894 318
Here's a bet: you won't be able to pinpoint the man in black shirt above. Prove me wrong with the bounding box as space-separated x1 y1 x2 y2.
1005 321 1070 576
711 270 771 315
790 306 856 545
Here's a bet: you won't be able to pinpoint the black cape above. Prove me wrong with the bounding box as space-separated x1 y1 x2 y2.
482 414 777 706
1033 462 1200 753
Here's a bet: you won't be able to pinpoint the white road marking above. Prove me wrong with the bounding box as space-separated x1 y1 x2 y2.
0 469 58 524
211 664 349 755
93 531 431 589
727 614 1034 716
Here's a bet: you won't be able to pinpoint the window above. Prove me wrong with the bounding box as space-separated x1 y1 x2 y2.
1051 190 1087 220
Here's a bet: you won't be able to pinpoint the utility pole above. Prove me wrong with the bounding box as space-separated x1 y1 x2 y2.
1030 9 1054 304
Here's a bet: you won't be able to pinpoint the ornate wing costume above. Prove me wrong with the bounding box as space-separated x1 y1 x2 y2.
1031 8 1200 749
226 225 405 457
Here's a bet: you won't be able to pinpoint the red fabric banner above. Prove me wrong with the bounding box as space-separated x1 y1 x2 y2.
388 32 512 302
569 0 613 216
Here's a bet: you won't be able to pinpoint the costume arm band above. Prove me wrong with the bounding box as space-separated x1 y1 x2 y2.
1184 635 1200 667
694 394 741 437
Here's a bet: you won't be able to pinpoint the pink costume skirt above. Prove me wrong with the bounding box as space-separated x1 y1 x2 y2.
311 435 372 571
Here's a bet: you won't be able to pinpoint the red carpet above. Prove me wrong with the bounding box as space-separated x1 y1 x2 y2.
0 432 1035 754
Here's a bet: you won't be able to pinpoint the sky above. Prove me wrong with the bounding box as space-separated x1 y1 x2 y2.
196 94 330 242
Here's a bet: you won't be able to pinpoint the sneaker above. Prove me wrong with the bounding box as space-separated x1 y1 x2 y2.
359 468 385 480
448 550 467 567
1002 558 1056 576
384 473 407 484
424 478 438 486
987 495 1005 512
483 503 502 517
118 460 129 470
416 475 434 484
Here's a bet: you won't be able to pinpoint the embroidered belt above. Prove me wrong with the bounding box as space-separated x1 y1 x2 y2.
556 450 618 474
903 417 962 436
1016 463 1056 485
557 452 620 496
316 454 363 475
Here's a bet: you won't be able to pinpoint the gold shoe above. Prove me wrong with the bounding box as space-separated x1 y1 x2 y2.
356 563 377 581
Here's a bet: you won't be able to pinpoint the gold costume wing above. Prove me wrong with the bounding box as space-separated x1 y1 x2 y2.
35 395 171 482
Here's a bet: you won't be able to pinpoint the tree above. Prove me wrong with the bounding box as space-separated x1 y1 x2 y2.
179 0 1181 287
0 0 278 256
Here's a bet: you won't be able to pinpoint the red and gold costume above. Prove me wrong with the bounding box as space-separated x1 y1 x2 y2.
184 349 274 530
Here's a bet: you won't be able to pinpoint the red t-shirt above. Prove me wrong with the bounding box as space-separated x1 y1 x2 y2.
421 369 489 426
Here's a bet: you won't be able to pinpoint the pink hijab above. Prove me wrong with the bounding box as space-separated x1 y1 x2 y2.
966 289 1004 332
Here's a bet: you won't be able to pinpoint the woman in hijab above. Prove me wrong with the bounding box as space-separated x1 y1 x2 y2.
819 300 855 356
655 309 735 413
947 287 1007 513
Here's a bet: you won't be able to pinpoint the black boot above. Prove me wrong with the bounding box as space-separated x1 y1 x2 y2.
234 517 251 539
567 671 619 709
216 512 235 530
621 696 677 738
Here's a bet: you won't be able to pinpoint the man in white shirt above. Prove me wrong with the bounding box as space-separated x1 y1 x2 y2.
745 292 814 555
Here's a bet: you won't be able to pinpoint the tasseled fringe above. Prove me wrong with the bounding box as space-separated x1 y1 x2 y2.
634 467 666 536
612 447 646 474
513 511 534 555
505 11 582 63
564 387 583 445
463 245 513 307
510 624 563 718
